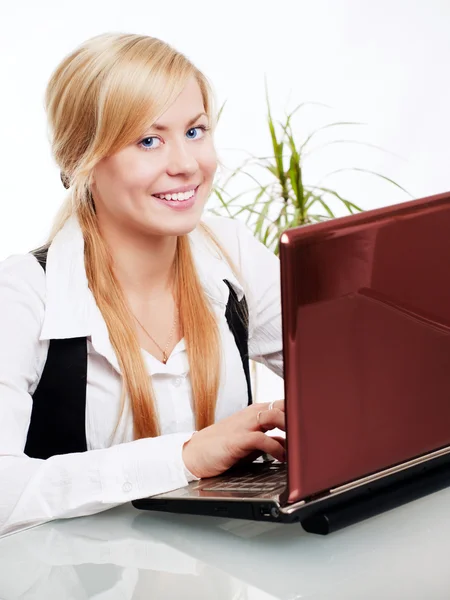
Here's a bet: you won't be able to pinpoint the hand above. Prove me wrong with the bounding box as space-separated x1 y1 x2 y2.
182 400 285 479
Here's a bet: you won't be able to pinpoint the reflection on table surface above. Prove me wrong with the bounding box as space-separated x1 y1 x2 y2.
1 486 450 600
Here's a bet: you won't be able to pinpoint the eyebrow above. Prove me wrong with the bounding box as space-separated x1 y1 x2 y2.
151 112 208 132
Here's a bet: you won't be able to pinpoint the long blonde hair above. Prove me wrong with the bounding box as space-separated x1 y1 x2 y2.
44 32 222 438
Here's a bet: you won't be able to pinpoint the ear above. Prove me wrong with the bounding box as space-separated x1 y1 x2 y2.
60 171 70 189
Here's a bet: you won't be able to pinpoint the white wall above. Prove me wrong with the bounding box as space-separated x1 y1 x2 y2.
1 0 449 401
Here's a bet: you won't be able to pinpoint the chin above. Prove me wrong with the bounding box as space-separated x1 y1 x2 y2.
146 212 204 238
166 218 202 237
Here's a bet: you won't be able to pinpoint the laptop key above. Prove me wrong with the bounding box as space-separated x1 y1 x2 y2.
202 468 287 492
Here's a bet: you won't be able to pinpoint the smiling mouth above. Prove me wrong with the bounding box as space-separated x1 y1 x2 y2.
152 185 200 202
151 185 200 210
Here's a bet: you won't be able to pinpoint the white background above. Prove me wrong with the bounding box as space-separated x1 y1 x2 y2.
1 0 449 402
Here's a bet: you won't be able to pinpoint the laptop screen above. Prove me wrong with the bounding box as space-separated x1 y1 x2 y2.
280 193 450 501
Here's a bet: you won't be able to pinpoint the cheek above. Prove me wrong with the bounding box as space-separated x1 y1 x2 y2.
118 154 156 190
112 148 161 186
199 145 218 180
94 155 139 194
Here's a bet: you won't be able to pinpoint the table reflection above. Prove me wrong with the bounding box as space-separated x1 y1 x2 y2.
0 504 251 600
1 485 450 599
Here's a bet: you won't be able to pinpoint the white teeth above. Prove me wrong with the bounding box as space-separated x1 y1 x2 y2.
154 189 196 201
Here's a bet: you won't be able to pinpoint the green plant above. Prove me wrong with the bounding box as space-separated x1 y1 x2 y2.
210 81 411 255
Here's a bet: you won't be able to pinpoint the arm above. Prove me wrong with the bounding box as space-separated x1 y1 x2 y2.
0 256 194 536
233 221 283 378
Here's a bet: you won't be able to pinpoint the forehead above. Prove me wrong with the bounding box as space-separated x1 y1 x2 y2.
150 77 207 131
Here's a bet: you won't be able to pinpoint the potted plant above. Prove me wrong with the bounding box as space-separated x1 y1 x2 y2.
209 81 411 400
210 80 410 255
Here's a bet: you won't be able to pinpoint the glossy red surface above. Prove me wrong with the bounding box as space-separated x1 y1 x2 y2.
280 192 450 502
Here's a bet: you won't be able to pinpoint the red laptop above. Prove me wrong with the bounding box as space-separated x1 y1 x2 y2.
133 191 450 534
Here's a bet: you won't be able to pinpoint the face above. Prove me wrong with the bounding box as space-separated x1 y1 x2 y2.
91 76 217 239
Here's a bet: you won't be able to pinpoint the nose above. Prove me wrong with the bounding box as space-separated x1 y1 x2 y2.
166 138 198 177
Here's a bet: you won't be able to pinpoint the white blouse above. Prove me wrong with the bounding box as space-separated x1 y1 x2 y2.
0 214 283 536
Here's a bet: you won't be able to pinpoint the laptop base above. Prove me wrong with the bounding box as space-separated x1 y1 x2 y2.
301 453 450 535
134 496 294 522
133 450 450 534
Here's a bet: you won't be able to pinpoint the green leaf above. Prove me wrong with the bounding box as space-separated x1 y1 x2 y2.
216 101 227 124
236 169 268 190
315 197 337 218
266 164 279 177
288 153 299 200
308 186 364 214
265 79 287 192
211 188 234 218
220 156 257 188
286 100 331 122
232 184 273 218
299 121 365 154
278 120 304 208
302 139 405 162
253 198 273 238
320 168 413 198
308 214 332 223
212 186 252 207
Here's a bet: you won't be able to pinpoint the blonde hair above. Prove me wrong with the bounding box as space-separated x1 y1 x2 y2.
44 32 223 438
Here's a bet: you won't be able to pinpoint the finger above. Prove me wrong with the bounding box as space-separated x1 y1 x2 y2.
243 432 286 462
269 435 286 448
254 408 286 433
237 438 285 465
257 400 284 412
270 400 285 412
236 449 262 465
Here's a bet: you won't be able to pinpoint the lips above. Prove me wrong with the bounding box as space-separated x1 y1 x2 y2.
151 185 199 211
153 183 201 197
153 185 198 202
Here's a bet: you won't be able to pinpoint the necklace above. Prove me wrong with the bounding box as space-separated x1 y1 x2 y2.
133 309 178 364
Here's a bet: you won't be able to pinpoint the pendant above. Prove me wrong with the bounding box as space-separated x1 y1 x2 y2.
162 352 168 364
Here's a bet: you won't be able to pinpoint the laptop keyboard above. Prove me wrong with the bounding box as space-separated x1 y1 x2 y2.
201 463 286 493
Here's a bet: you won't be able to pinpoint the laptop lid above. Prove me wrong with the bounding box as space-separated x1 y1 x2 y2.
280 191 450 504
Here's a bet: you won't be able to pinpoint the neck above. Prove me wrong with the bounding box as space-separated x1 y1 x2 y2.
100 223 178 301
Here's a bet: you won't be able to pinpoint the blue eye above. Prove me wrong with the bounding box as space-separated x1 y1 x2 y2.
138 125 209 151
140 137 162 150
186 126 208 139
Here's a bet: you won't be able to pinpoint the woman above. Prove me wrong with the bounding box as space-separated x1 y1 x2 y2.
0 32 284 536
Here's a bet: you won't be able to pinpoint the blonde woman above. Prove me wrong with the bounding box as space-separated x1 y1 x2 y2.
0 32 284 536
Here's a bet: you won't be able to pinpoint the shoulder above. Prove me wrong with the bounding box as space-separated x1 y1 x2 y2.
200 214 248 246
199 214 276 269
0 252 46 282
0 252 46 305
199 214 279 272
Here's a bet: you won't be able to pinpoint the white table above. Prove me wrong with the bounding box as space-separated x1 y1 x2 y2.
0 486 449 599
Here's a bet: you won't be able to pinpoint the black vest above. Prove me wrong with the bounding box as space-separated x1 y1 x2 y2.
25 249 252 459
